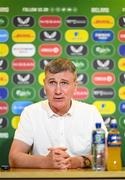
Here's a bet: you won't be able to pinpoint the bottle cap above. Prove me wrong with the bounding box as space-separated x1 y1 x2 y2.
110 119 117 128
95 122 101 128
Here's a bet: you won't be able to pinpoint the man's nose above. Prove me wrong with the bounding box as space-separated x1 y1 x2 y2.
55 83 61 94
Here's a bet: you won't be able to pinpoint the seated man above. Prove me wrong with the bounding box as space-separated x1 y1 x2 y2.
9 57 107 169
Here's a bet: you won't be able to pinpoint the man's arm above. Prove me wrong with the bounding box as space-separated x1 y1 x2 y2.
9 139 51 168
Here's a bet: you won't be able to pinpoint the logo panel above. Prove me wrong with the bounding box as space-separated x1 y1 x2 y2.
12 29 36 42
119 72 125 84
93 88 115 99
11 101 32 115
0 72 9 86
0 58 8 70
66 45 87 56
0 16 8 27
119 102 125 113
119 16 125 27
40 30 61 41
72 59 87 72
77 73 88 85
11 116 20 129
13 73 34 85
93 44 114 56
93 59 114 70
39 16 61 28
39 44 62 57
12 58 35 71
93 101 116 115
12 44 35 57
0 29 9 42
119 86 125 100
12 87 35 100
92 30 113 42
0 101 8 115
38 72 45 86
73 87 89 100
91 15 114 28
119 116 125 129
118 58 125 71
0 87 8 99
39 59 52 69
92 72 115 85
65 30 89 43
118 45 125 56
118 30 125 42
13 16 34 27
65 16 87 27
0 44 9 57
0 117 8 128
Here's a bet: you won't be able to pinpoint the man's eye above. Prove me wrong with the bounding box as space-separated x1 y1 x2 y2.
61 82 69 85
49 81 56 85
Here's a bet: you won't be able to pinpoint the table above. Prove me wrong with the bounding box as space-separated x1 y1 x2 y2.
0 168 125 180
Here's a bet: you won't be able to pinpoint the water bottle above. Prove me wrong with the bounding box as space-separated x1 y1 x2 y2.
92 122 106 171
107 119 122 171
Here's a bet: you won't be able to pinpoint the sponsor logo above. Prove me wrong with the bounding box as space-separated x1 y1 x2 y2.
12 58 35 71
92 30 113 42
65 16 87 27
12 87 35 100
93 88 115 98
119 72 125 84
39 44 62 57
91 15 114 28
11 116 20 129
77 73 88 85
12 44 36 57
93 101 116 115
93 59 114 70
119 102 125 113
66 45 87 56
13 16 34 27
0 29 9 42
65 30 89 43
118 58 125 71
0 44 9 57
0 101 8 115
39 88 47 99
119 116 125 129
119 86 125 100
39 16 61 28
40 30 61 41
103 116 115 128
73 87 89 100
0 16 8 27
93 44 114 56
0 72 9 86
13 73 35 85
72 59 87 72
12 29 36 42
0 117 7 128
0 132 9 139
118 45 125 56
0 58 8 70
11 101 32 115
39 59 52 69
0 87 8 99
118 30 125 42
119 16 125 27
92 72 115 85
38 72 45 86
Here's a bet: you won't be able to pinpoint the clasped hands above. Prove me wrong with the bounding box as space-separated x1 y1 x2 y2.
47 147 83 169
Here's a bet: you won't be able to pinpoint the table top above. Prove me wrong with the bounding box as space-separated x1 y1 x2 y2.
0 168 125 179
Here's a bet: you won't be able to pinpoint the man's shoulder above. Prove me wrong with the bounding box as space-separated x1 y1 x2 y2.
24 100 48 111
72 100 97 111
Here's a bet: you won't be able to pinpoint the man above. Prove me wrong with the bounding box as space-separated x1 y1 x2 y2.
9 58 107 169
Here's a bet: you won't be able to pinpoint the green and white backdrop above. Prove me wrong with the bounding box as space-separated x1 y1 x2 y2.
0 0 125 166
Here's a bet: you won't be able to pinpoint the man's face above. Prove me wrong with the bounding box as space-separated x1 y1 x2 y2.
44 71 77 115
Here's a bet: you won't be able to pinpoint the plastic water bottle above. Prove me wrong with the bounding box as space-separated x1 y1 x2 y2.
92 122 106 171
107 119 122 171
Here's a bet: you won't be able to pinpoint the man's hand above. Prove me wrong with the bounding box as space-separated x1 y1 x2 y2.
47 147 71 169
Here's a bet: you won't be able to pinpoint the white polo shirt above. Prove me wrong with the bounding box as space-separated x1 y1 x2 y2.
14 100 107 156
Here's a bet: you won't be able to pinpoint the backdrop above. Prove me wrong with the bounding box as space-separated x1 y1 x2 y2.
0 0 125 166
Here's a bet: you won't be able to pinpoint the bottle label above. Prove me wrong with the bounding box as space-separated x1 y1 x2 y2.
92 131 105 144
107 134 121 147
